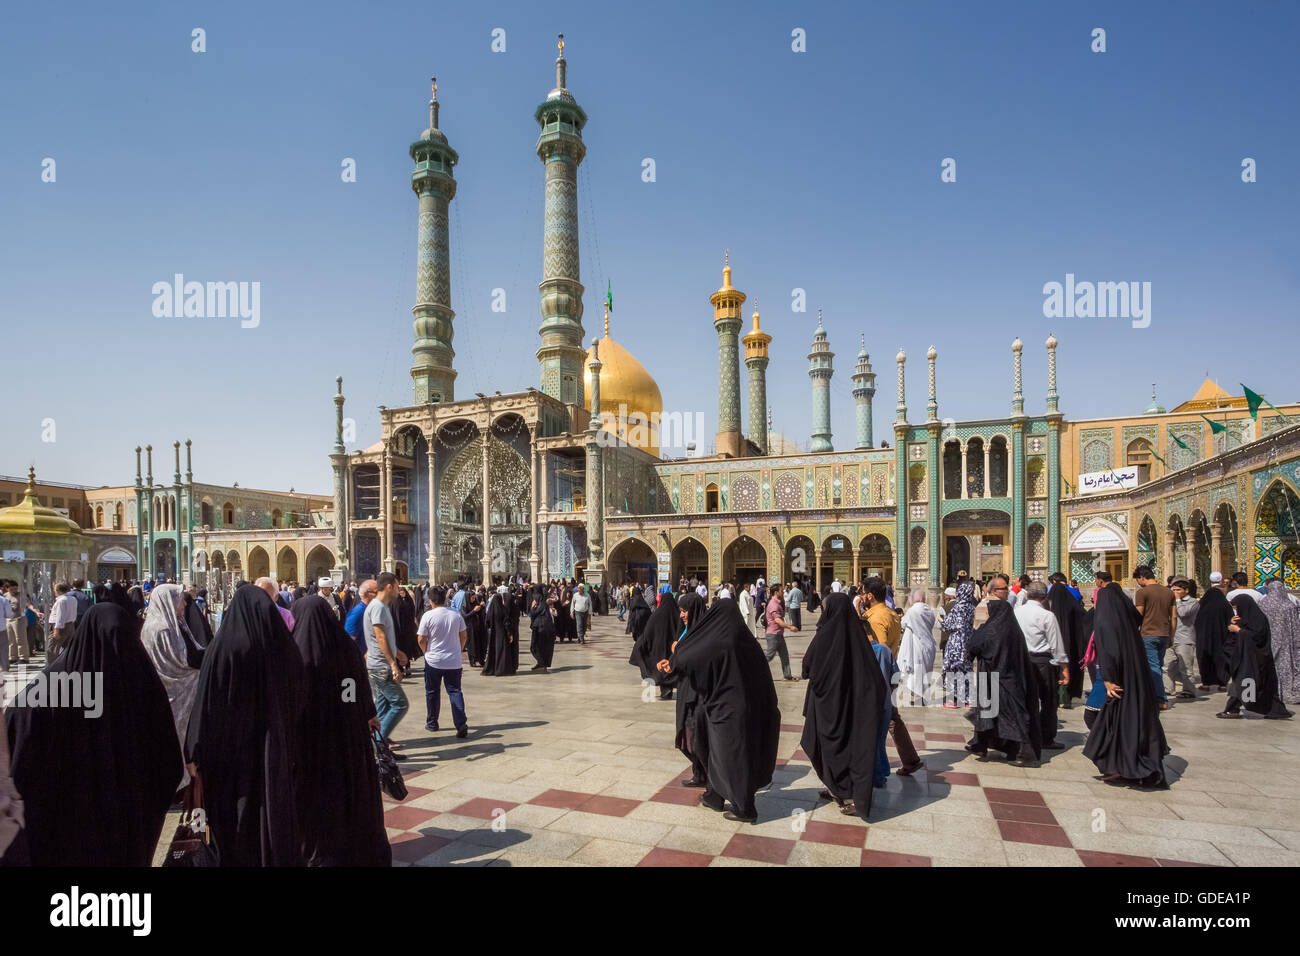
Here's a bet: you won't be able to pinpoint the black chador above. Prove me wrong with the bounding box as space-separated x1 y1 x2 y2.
666 599 780 821
625 589 652 643
630 592 680 697
7 603 182 865
1082 583 1170 787
965 600 1043 765
1195 587 1233 689
291 596 391 866
464 591 488 666
483 590 518 676
185 583 307 865
663 593 707 783
799 593 889 820
1222 595 1293 719
1046 582 1087 701
528 588 556 670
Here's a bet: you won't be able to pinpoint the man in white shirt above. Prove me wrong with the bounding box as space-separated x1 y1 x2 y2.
571 584 592 644
1225 571 1260 604
830 579 842 593
418 585 469 738
695 581 708 601
47 583 79 660
786 582 804 631
1013 581 1069 750
716 584 732 601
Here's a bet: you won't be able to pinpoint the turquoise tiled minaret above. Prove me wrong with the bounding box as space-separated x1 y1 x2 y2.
742 300 772 455
410 78 459 404
893 349 908 587
1011 338 1026 572
1046 333 1063 571
851 334 876 450
711 251 745 458
808 311 834 452
535 35 587 405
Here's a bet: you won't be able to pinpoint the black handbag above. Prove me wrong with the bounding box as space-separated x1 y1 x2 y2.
373 731 408 801
162 777 218 867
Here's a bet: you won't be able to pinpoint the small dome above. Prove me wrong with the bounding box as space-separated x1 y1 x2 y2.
1012 337 1023 352
1046 333 1058 349
926 345 937 360
0 467 84 535
896 349 906 363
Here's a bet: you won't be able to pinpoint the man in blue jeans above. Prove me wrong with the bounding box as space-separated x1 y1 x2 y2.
418 585 470 738
1133 566 1173 710
365 572 410 752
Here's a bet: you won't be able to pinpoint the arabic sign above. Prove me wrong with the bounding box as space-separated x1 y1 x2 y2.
1077 467 1139 494
1069 519 1127 552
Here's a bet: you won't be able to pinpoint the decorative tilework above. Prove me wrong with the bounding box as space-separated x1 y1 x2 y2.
774 473 801 510
731 476 759 511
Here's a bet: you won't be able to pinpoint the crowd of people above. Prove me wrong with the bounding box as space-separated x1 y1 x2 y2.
1 560 1296 864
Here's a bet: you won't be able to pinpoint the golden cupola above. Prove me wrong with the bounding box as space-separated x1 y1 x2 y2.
583 295 663 457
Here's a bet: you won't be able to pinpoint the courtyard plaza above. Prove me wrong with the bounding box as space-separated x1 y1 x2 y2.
138 608 1300 868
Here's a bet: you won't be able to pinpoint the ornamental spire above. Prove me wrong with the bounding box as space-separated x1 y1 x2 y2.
429 77 439 131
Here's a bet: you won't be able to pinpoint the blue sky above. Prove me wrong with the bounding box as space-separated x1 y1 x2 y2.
3 0 1297 492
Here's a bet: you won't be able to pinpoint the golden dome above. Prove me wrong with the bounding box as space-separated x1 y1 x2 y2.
0 467 84 535
584 307 663 457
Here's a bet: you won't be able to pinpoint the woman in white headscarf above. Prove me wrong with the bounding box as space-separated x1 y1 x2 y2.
140 583 203 786
898 588 937 706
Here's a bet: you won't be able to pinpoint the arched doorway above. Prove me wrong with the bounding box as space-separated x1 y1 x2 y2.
248 546 270 580
155 538 177 580
1167 515 1187 578
1187 510 1211 586
723 535 767 588
305 545 334 584
1137 515 1158 573
859 533 892 586
1254 480 1300 586
276 545 298 584
671 537 708 587
608 537 657 586
946 536 971 581
226 550 242 575
783 534 816 586
821 533 853 589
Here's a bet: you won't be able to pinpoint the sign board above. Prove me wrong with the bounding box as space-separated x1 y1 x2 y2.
830 539 845 549
656 552 670 564
1077 467 1139 494
2 550 24 563
1069 519 1127 552
658 569 669 581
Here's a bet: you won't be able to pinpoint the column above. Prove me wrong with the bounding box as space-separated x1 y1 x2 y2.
1163 522 1176 581
1047 420 1062 571
480 419 492 585
852 546 861 588
1011 424 1025 572
960 446 968 500
539 446 550 582
983 448 991 498
814 548 823 595
426 444 438 583
1210 521 1223 579
528 425 541 583
1185 527 1198 587
895 425 908 586
926 426 941 589
381 444 394 572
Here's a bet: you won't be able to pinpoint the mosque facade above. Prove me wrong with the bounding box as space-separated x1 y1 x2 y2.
327 40 1300 598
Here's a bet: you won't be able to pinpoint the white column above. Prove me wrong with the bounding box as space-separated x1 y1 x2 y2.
480 419 492 585
426 444 437 584
983 447 991 499
961 447 969 499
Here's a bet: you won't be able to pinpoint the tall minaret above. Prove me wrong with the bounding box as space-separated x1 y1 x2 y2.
710 250 746 458
410 78 459 405
742 300 772 455
585 337 605 586
851 334 877 450
808 310 834 452
330 377 350 583
535 34 588 405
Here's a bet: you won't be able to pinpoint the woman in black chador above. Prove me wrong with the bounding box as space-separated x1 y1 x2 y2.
625 586 652 644
964 599 1043 766
528 586 556 673
1218 594 1294 720
659 600 780 823
291 595 391 866
483 587 518 677
1045 573 1087 705
1082 583 1170 788
630 590 680 699
1195 585 1233 690
800 593 889 820
6 603 182 865
185 583 307 865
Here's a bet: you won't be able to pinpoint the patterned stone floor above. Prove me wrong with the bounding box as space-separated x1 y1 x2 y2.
365 610 1300 868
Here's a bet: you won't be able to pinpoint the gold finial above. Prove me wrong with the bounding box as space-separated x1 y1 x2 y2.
604 301 610 338
558 33 565 56
751 299 761 331
720 249 733 290
431 76 437 101
25 465 36 496
725 248 729 268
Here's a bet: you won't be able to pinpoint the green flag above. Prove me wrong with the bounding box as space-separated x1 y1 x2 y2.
606 280 613 312
1201 415 1227 435
1168 429 1192 453
1151 448 1171 469
1243 384 1264 421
